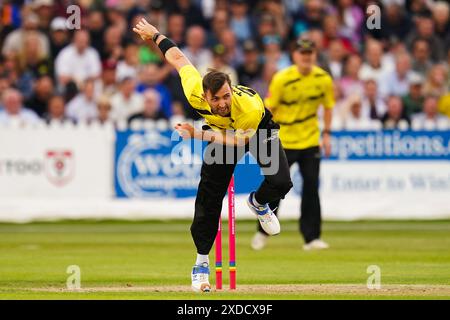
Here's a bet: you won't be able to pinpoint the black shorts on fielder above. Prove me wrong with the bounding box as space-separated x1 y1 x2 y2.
191 110 293 254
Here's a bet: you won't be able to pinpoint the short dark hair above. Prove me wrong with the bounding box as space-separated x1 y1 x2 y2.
202 69 231 96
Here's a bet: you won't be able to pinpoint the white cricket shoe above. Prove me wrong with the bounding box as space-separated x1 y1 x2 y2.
303 239 330 251
247 192 280 235
191 262 211 293
251 231 268 250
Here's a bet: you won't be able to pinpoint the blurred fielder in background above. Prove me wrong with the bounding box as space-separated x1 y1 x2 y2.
133 18 292 293
251 39 335 251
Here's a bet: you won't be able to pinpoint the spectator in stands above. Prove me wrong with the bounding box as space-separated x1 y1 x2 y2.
405 15 445 62
340 93 374 130
33 0 54 31
96 95 112 124
262 34 291 71
411 95 448 128
148 0 168 35
206 8 229 47
237 40 262 86
322 14 356 53
332 80 345 117
2 12 50 58
332 0 364 48
116 42 140 82
48 17 70 60
431 1 450 44
110 77 143 123
338 53 363 99
381 95 410 129
66 78 98 123
291 0 325 38
167 0 206 28
87 10 106 56
0 88 40 125
219 28 244 68
199 44 238 85
361 79 387 120
256 14 278 47
128 88 167 123
26 76 54 117
411 38 433 76
369 2 412 45
136 63 172 118
105 6 127 36
43 95 68 124
100 60 118 97
55 29 102 91
406 0 431 19
182 26 212 69
326 39 347 79
166 13 186 47
384 39 407 65
422 64 449 97
16 31 52 99
359 39 393 85
261 0 289 40
229 0 253 43
379 52 414 98
0 54 19 91
100 25 124 62
402 72 425 117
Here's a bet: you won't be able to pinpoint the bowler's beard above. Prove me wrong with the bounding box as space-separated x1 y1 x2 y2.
213 104 231 117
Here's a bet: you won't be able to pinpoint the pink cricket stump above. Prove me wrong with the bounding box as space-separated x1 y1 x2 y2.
214 217 222 290
215 175 236 290
228 176 236 290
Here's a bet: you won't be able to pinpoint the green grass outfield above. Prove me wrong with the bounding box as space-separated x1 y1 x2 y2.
0 220 449 300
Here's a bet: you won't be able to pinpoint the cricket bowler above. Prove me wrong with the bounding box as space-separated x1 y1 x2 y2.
133 18 293 292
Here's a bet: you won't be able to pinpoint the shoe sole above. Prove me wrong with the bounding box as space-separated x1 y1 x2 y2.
303 246 329 251
191 283 211 293
251 243 265 250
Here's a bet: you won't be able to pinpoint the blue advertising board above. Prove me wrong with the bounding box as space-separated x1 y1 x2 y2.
329 130 450 160
115 130 203 198
114 130 450 198
114 129 265 198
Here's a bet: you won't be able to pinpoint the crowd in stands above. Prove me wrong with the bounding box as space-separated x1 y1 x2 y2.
0 0 449 130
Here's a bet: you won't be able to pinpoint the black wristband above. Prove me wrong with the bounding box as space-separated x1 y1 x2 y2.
158 38 177 56
152 32 161 43
322 129 331 136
